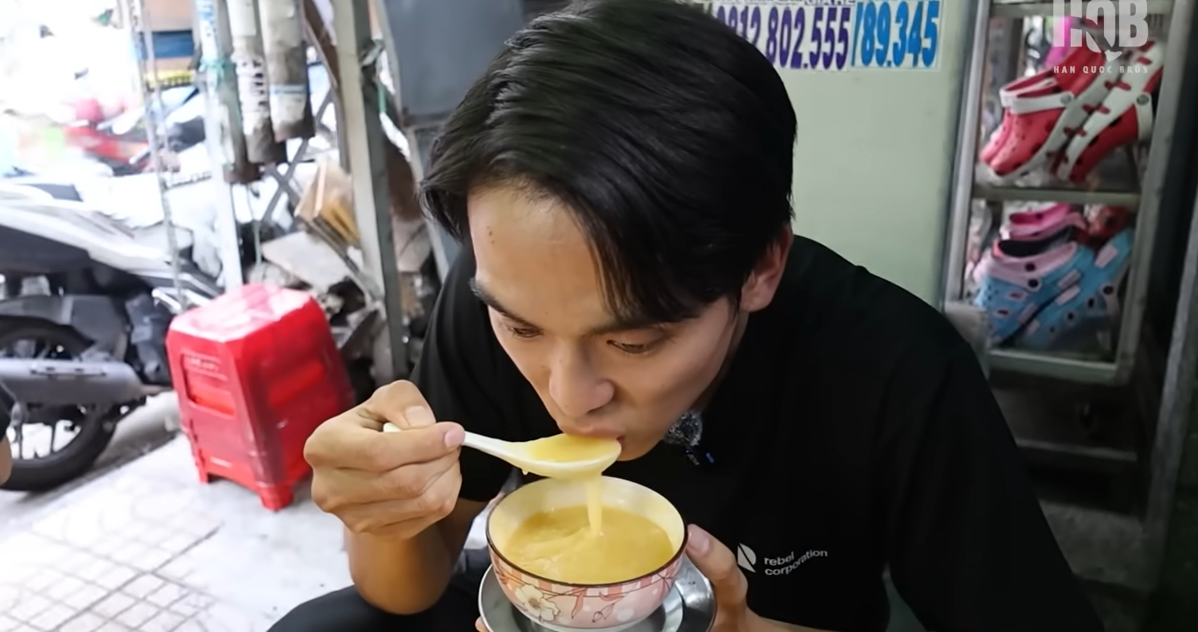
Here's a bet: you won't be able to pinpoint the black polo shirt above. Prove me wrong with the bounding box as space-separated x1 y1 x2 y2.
413 235 1103 632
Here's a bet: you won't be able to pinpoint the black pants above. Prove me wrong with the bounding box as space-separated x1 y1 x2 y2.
268 548 490 632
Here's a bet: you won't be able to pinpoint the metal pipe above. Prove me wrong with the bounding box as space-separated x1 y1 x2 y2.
196 0 259 183
0 358 154 406
259 0 315 141
193 1 245 291
301 0 350 170
1142 161 1198 593
370 0 458 281
196 0 251 288
1114 0 1196 384
227 0 287 163
938 0 991 308
333 0 408 381
127 0 187 310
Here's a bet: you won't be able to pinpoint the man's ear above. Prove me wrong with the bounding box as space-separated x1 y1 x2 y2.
740 231 793 313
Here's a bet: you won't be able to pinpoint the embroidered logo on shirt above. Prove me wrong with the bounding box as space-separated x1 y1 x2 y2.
736 543 828 576
663 410 703 447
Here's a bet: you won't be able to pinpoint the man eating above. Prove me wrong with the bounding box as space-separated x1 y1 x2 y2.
273 1 1103 630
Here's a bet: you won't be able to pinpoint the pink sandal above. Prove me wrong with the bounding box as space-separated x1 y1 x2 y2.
1002 203 1087 241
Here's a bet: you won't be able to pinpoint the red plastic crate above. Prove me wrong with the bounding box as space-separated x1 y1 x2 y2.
165 284 352 511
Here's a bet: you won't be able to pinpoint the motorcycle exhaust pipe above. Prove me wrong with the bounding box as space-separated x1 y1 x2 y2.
0 359 160 407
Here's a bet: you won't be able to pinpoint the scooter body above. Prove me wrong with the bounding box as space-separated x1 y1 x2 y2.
0 184 220 490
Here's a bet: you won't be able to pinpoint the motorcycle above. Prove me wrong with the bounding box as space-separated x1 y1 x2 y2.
64 85 207 177
0 181 220 491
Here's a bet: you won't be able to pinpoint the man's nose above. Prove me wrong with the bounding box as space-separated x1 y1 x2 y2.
547 348 614 419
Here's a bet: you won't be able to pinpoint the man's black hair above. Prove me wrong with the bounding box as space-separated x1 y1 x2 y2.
420 0 797 324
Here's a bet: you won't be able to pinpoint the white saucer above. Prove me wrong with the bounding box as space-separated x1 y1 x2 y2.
478 558 715 632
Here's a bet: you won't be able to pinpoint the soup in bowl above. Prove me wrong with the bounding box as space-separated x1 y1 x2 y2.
486 476 687 632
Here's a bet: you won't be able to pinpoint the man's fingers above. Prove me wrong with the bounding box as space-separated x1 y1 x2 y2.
420 457 464 513
334 464 459 532
475 617 488 632
325 450 459 504
367 380 437 429
374 450 460 498
359 423 465 472
308 418 464 472
344 380 463 469
367 423 464 469
684 524 748 609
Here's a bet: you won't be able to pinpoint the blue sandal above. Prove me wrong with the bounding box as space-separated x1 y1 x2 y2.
1014 229 1135 351
973 231 1094 345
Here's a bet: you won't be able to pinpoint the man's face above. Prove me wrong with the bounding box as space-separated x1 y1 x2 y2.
467 187 742 459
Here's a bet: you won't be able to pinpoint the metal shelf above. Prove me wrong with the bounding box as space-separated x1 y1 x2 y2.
936 0 1198 594
996 377 1140 468
940 0 1194 386
974 185 1141 207
993 0 1175 18
988 348 1120 384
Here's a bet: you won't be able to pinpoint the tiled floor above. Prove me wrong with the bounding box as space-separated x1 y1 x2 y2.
0 437 353 632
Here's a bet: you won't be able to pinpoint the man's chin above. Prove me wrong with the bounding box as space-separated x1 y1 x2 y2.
614 439 655 462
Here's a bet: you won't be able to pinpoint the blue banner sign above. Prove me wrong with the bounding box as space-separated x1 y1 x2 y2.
703 0 944 72
850 0 943 69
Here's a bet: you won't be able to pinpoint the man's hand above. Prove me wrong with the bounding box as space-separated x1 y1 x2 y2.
685 524 759 631
686 525 826 632
305 381 466 539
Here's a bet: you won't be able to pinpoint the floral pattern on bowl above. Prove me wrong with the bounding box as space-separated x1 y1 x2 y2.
490 550 683 631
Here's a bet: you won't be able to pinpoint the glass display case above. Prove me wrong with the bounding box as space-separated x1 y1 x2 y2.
943 0 1193 385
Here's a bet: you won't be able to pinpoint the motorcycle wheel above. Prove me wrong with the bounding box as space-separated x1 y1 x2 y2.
0 321 119 492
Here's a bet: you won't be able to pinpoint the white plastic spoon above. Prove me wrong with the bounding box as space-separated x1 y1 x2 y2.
382 422 620 478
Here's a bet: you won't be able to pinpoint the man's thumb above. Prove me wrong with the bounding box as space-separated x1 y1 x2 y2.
685 524 745 599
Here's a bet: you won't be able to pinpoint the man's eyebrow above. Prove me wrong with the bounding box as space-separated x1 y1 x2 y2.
587 313 661 337
468 277 661 336
469 277 535 325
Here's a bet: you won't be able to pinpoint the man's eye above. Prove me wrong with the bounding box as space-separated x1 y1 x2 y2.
609 340 659 355
505 325 541 339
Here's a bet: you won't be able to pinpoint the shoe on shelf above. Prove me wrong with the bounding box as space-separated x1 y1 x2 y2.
981 74 1057 165
982 46 1120 183
979 37 1096 165
1054 40 1167 183
1014 229 1135 351
1086 205 1133 244
972 230 1095 345
1001 203 1087 241
964 204 998 299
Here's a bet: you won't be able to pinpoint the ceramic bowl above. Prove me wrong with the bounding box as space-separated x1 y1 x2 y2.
486 476 687 632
